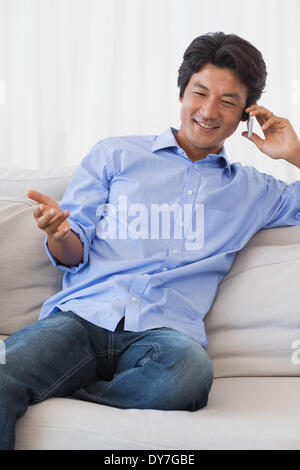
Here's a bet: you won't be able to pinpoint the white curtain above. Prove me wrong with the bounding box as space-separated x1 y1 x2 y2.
0 0 299 183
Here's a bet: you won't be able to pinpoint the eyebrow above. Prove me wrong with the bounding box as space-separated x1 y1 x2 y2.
192 82 242 103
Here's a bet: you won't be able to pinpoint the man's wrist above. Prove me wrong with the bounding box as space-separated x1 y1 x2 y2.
285 141 300 169
47 229 84 267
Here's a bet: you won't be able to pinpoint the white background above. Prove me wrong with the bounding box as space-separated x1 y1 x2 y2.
0 0 299 182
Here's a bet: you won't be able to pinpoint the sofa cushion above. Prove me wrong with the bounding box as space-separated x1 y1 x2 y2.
0 166 75 335
0 199 64 335
206 225 300 378
14 377 300 450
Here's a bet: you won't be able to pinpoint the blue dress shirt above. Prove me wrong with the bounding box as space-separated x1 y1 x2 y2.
40 127 300 347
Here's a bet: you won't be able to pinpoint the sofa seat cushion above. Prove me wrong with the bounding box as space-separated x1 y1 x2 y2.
15 377 300 450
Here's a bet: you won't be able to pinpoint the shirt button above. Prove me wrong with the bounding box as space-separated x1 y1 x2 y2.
194 164 199 169
163 267 168 272
187 190 193 195
172 249 178 254
143 273 150 277
180 221 185 227
131 296 137 302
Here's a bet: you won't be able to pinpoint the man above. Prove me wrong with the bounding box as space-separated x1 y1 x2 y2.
1 32 300 450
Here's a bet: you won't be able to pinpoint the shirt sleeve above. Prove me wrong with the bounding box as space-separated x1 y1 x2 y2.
44 141 113 273
261 172 300 229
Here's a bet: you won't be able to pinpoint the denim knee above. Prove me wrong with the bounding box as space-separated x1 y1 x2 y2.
137 329 214 411
170 334 214 409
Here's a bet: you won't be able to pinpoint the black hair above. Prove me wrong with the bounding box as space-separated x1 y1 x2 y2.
177 32 267 119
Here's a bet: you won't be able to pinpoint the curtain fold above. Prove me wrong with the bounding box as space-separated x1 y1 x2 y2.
0 0 299 182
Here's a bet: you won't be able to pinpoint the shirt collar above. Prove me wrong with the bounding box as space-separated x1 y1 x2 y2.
151 127 232 175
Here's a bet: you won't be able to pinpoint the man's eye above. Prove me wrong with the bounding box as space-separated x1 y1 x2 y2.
222 100 235 106
193 92 206 97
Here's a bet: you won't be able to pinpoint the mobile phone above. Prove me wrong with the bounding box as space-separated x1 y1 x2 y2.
247 115 254 138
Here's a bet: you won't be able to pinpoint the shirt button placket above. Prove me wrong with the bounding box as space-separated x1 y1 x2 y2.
125 274 151 331
181 167 200 253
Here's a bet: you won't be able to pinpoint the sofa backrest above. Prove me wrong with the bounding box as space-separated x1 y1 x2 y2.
1 166 300 378
0 166 76 335
205 225 300 377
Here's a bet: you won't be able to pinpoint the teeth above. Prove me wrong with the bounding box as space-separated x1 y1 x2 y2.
196 121 215 129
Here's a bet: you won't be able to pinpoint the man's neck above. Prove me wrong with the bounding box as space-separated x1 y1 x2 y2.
175 131 223 162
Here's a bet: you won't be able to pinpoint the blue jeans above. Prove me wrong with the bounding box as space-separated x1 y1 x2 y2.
0 310 214 450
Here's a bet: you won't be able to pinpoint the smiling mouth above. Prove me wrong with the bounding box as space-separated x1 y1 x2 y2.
194 120 219 132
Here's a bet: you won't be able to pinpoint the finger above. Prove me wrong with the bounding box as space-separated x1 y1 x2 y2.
246 105 272 117
33 204 46 219
249 109 273 120
245 103 258 113
47 212 70 234
261 115 277 132
38 207 70 225
27 190 51 206
38 209 69 231
246 105 272 120
249 108 273 127
242 131 265 150
37 209 59 229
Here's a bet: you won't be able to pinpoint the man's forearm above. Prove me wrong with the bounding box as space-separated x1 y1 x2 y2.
47 230 84 267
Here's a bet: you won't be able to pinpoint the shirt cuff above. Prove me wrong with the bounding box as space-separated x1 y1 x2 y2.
44 219 89 274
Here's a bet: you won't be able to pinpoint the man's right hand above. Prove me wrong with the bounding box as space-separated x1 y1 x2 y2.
27 190 71 241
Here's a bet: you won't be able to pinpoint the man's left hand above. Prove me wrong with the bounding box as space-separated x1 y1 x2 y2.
242 104 300 168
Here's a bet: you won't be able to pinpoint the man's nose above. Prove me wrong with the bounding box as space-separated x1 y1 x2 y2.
200 99 219 120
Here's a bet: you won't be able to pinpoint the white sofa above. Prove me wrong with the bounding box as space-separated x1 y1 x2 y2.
1 165 300 450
